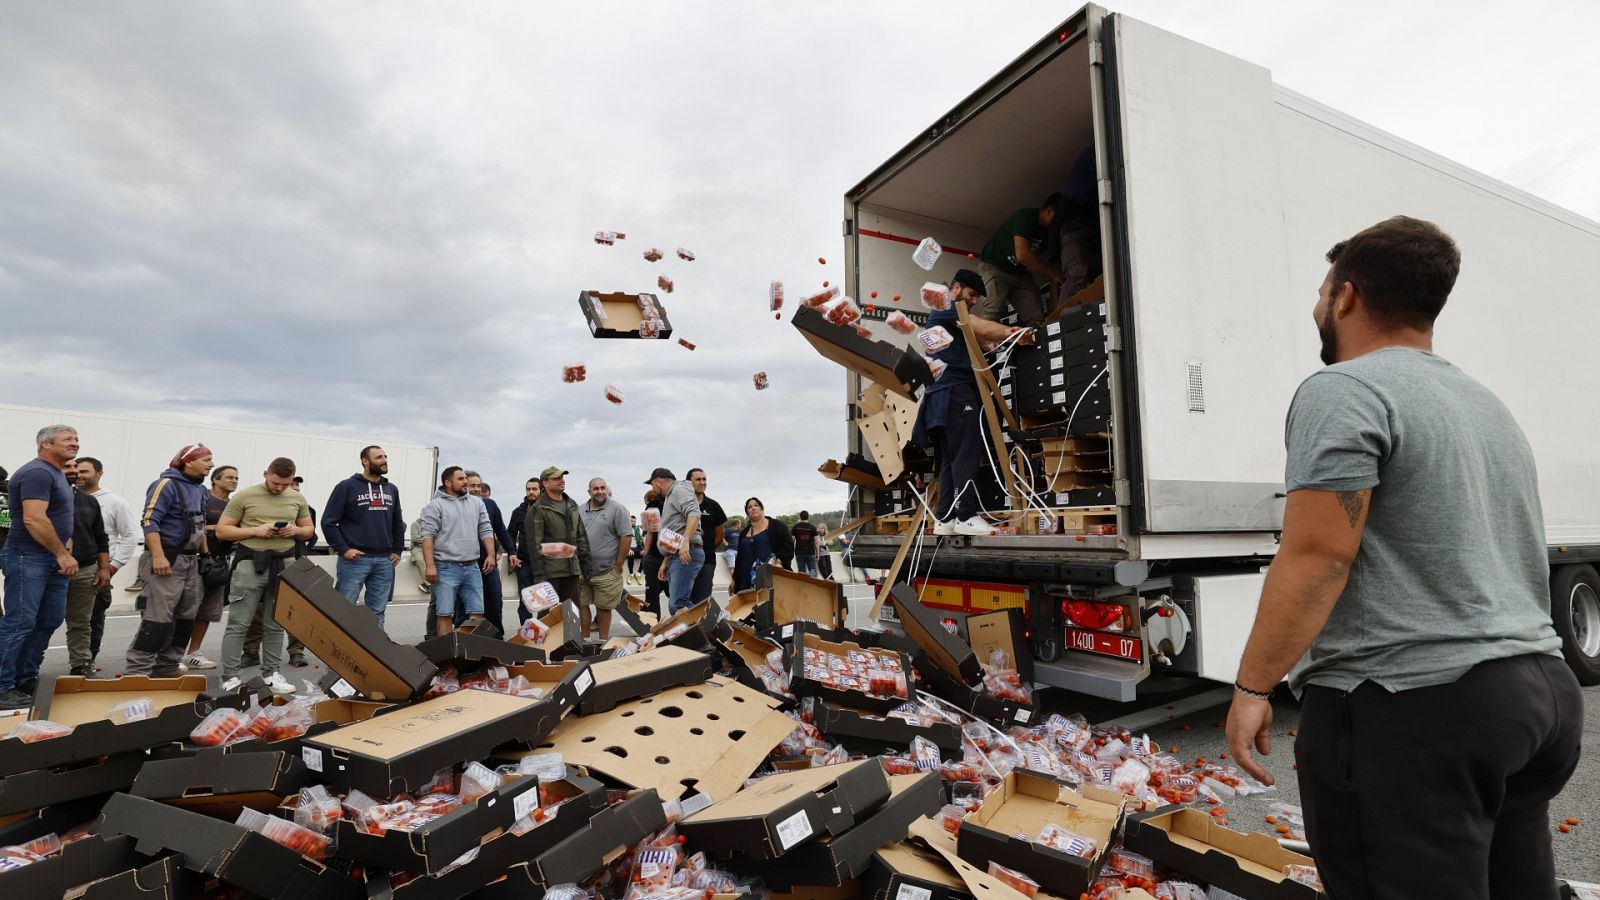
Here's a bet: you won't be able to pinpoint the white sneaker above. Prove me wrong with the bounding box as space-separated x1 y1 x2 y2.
176 661 189 674
932 519 959 536
182 653 217 670
263 672 296 696
220 676 243 692
953 516 998 536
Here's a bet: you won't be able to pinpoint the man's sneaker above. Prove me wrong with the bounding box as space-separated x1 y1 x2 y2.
932 519 959 536
68 665 104 679
263 673 297 696
182 653 217 670
0 690 33 710
14 679 37 697
418 581 431 595
124 581 145 592
220 676 243 692
953 516 998 536
176 662 189 674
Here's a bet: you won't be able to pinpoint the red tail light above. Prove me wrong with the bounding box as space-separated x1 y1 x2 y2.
1061 600 1123 631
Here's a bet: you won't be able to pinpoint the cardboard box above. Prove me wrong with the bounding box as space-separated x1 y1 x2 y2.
183 697 394 755
919 662 1034 728
475 789 670 899
132 748 308 815
573 645 716 716
303 688 558 796
328 764 589 875
723 588 769 624
819 457 889 491
98 792 365 900
546 676 796 803
277 559 438 701
78 852 207 900
647 597 728 653
679 758 890 858
416 629 545 668
0 833 152 898
740 772 946 889
1123 806 1323 899
812 700 963 758
956 770 1130 899
0 674 248 777
792 304 934 400
759 565 847 636
0 793 108 846
906 817 1037 900
769 883 863 900
579 290 675 339
0 752 146 816
863 841 976 900
786 632 915 715
966 608 1033 682
890 584 982 684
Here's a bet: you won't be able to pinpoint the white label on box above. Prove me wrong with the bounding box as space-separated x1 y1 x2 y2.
1050 356 1063 369
1048 339 1062 353
1052 391 1067 405
775 810 813 850
330 679 356 699
1045 321 1061 337
1050 373 1064 386
1014 707 1031 723
897 886 933 900
514 789 540 822
783 624 795 638
302 747 324 772
680 792 714 816
574 669 593 696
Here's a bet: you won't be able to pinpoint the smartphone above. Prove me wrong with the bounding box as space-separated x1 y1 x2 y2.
273 521 288 529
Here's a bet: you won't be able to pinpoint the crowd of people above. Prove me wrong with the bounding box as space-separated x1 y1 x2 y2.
0 439 854 710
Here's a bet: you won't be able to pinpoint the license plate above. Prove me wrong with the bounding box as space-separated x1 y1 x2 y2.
1064 627 1142 662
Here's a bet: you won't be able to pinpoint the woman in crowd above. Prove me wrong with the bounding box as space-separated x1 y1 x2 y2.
732 497 794 593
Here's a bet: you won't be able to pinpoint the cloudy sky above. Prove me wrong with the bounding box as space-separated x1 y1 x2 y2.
3 1 1596 512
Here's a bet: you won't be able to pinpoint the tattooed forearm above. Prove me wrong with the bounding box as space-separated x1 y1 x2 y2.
1336 491 1365 528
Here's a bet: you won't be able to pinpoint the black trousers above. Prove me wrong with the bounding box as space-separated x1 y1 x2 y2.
1297 653 1582 900
643 553 665 617
932 382 982 523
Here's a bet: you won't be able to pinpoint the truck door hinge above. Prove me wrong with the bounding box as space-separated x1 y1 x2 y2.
842 219 853 236
1105 324 1122 351
1089 41 1104 66
1097 177 1114 207
1115 479 1132 506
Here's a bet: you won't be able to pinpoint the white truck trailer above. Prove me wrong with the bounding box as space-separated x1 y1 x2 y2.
0 403 440 594
839 5 1600 699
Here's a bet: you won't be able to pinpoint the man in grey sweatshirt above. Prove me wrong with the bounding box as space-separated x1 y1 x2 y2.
416 466 495 637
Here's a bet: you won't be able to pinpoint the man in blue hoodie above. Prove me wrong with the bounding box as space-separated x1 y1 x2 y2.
125 444 213 677
322 446 406 626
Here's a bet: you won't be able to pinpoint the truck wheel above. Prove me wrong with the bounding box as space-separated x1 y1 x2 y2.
1033 635 1061 663
1551 564 1600 686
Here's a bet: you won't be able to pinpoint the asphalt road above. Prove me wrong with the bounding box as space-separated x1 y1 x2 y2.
31 593 1600 882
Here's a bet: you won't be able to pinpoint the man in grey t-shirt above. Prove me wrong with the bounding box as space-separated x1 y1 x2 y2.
645 467 701 615
1225 216 1579 899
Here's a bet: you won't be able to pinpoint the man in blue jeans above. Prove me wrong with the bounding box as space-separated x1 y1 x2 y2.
0 424 80 709
645 467 701 615
416 466 495 637
322 445 406 626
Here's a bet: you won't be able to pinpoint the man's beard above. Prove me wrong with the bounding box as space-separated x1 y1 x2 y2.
1318 304 1338 366
367 463 388 477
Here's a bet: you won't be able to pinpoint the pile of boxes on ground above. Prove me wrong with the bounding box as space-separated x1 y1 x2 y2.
0 558 1329 899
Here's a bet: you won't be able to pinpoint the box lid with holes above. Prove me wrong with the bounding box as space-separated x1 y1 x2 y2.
572 645 716 716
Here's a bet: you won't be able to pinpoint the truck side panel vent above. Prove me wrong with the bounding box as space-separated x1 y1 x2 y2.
1186 361 1205 413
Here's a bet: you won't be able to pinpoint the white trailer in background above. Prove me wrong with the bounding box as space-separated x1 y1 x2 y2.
0 403 440 596
842 5 1600 698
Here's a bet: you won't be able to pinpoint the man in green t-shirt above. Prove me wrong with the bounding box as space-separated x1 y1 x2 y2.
215 457 313 694
975 194 1065 328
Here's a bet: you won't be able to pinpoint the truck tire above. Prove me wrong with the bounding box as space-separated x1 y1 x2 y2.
1550 564 1600 686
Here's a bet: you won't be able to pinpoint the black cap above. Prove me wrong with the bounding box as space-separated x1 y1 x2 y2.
952 268 986 297
645 467 676 484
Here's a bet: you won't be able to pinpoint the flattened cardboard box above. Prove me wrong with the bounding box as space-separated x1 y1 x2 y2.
0 674 247 777
863 841 975 900
303 688 551 797
329 764 599 876
812 700 962 758
580 289 675 339
0 751 146 817
1124 806 1322 900
278 558 438 701
786 632 914 715
132 748 308 816
679 757 890 858
890 584 981 684
99 793 364 900
956 770 1129 899
545 676 796 803
416 629 545 668
573 644 716 715
475 789 670 899
737 772 945 890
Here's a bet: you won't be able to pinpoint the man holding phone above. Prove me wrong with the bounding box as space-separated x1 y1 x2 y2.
215 458 313 694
